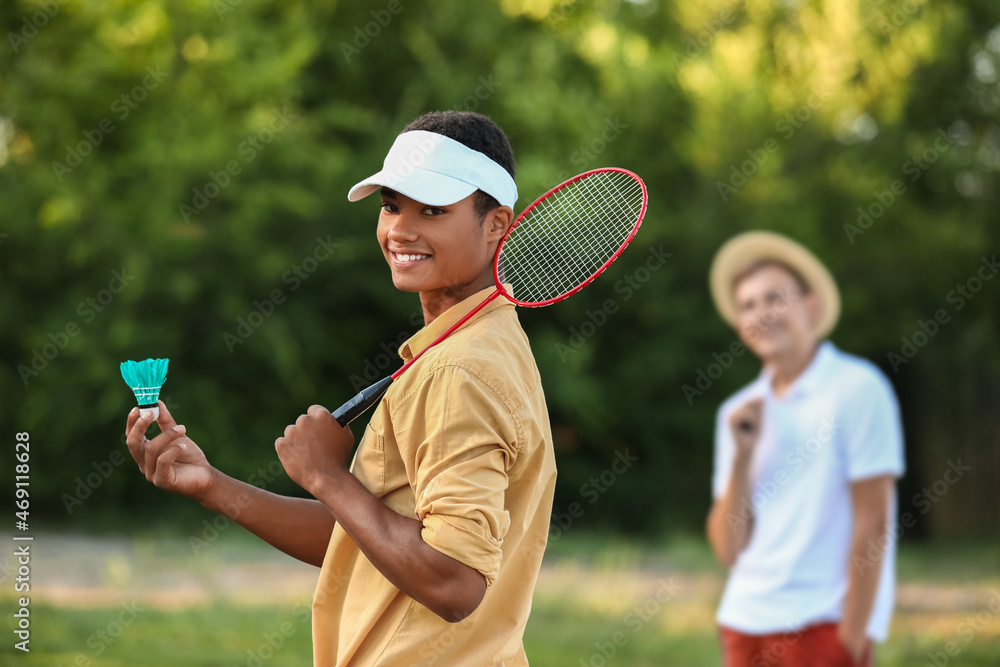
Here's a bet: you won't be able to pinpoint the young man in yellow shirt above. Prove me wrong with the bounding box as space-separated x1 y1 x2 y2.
125 111 557 666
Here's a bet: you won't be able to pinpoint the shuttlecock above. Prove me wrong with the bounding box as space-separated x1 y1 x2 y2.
120 358 169 419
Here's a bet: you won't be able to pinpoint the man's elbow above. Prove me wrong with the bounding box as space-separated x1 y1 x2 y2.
708 536 737 569
714 548 737 569
854 499 890 537
706 511 737 568
855 511 889 541
429 573 487 623
851 475 894 539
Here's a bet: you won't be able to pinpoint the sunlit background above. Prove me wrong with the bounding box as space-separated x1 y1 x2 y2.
3 0 999 664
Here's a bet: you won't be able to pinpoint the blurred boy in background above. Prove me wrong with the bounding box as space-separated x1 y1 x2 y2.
705 231 905 667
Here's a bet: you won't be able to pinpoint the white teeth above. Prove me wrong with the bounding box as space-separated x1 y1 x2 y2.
396 253 429 262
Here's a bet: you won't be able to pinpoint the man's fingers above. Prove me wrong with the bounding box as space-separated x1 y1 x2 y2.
155 400 179 431
125 409 159 472
731 398 765 442
738 399 764 422
132 408 159 436
125 407 158 448
307 404 330 418
125 407 140 438
124 402 191 489
150 442 186 488
142 426 188 483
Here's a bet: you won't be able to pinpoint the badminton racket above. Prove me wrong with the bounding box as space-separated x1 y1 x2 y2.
332 167 648 426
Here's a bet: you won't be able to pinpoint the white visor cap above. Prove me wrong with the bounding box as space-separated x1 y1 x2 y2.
348 130 518 209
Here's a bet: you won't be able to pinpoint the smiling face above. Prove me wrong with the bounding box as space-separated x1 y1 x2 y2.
377 188 513 323
733 263 822 363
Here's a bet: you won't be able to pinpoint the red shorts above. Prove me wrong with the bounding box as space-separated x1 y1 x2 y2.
719 622 872 667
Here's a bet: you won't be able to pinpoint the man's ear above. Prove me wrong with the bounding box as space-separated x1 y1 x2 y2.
485 206 514 241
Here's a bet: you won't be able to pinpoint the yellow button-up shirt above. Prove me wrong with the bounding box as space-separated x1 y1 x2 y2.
312 286 557 666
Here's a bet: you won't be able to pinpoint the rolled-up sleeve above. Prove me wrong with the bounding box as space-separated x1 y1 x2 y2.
392 364 518 586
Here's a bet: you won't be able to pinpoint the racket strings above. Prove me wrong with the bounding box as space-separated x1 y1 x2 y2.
498 170 644 304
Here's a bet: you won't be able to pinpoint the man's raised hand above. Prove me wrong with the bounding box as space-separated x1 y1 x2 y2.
275 405 354 497
729 397 764 458
125 400 213 499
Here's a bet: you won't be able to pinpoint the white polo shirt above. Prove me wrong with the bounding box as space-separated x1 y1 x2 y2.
712 342 905 641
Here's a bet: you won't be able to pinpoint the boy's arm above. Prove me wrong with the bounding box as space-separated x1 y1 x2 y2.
706 398 762 567
837 373 904 660
706 453 754 567
276 405 488 622
839 474 892 662
126 404 336 567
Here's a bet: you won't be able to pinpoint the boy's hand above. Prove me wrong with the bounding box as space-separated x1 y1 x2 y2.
125 401 213 500
729 398 763 461
837 621 870 665
275 405 354 496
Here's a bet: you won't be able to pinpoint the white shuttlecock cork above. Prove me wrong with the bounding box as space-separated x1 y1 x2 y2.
120 358 170 419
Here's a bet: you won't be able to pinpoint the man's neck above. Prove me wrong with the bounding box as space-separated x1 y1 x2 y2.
767 342 821 398
419 278 494 326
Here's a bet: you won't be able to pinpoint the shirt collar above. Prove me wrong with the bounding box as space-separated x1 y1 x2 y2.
758 340 837 399
399 285 514 362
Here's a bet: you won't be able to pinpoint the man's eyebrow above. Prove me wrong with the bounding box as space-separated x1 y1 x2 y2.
380 187 397 199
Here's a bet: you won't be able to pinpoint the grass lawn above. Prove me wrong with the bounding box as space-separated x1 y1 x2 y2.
2 530 998 665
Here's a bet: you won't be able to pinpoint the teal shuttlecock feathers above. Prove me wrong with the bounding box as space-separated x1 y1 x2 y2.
120 358 169 418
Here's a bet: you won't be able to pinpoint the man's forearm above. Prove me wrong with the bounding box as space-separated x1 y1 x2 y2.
840 512 886 646
840 474 893 661
311 469 486 622
196 469 336 567
707 455 754 567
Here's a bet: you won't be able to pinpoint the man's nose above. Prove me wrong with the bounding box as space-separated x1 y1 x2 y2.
387 210 419 241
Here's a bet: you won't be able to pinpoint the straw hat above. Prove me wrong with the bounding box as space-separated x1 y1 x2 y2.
709 231 841 338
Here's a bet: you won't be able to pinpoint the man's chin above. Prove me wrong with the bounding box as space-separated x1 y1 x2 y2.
389 273 422 293
745 337 786 360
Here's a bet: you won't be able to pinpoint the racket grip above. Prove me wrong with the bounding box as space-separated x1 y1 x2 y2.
332 376 393 426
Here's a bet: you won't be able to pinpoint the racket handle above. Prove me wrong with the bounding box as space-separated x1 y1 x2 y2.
332 376 393 426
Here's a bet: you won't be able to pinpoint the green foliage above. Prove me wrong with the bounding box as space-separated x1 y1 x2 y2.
1 0 998 536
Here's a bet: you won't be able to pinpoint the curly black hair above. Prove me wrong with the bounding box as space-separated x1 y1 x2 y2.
401 111 515 220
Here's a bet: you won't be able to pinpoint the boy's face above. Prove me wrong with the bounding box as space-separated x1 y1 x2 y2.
733 264 821 361
377 188 511 316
